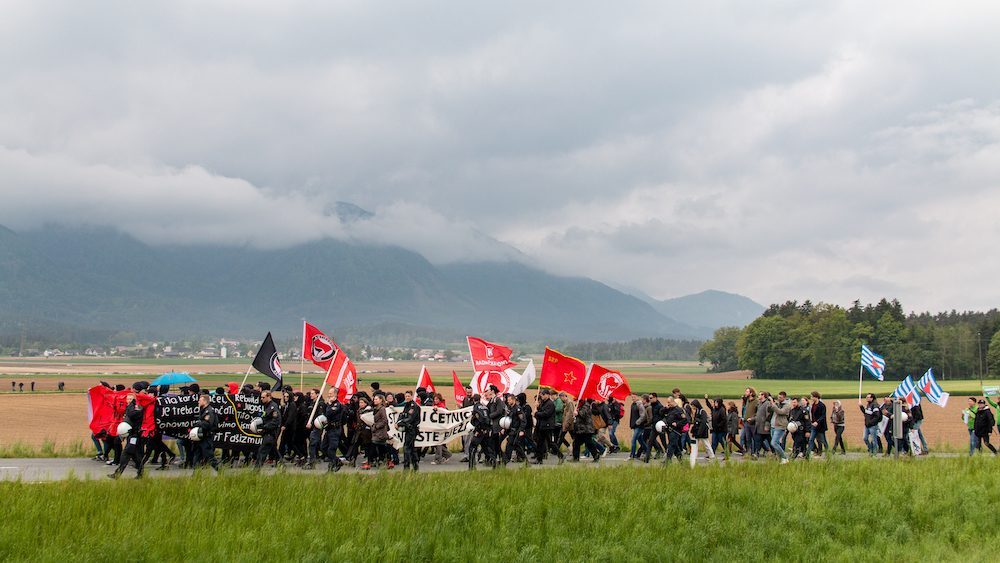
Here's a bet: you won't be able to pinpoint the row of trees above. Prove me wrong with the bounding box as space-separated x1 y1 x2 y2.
699 299 1000 380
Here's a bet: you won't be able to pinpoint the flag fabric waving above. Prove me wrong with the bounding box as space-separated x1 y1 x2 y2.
539 347 587 397
252 332 283 388
467 336 517 372
470 367 523 396
861 344 886 381
891 376 921 407
917 368 950 408
580 363 632 402
417 365 436 395
87 386 157 437
510 359 536 396
452 371 467 405
302 322 356 402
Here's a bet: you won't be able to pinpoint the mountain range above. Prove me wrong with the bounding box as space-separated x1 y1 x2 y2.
0 222 763 345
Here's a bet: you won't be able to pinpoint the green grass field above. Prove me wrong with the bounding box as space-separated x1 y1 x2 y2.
2 458 998 561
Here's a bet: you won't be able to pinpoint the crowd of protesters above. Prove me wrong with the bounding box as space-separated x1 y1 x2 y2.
97 381 988 479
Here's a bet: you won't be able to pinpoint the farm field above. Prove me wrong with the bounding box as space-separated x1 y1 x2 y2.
0 358 991 454
3 458 999 561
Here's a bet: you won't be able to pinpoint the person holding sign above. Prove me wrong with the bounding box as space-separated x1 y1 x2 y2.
191 393 220 472
108 392 145 480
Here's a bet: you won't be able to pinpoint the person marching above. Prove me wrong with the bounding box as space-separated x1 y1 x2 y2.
109 392 146 479
255 390 281 469
468 394 491 470
486 386 505 467
504 393 528 465
304 388 326 470
191 393 220 472
324 387 345 472
398 390 422 471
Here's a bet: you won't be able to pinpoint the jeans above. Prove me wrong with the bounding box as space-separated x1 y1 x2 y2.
711 431 726 455
630 427 647 458
969 428 978 456
752 430 768 456
807 428 828 455
609 420 620 447
863 425 880 455
770 428 787 459
913 420 928 451
690 437 715 467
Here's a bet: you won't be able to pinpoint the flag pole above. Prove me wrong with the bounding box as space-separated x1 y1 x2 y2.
307 360 336 426
858 364 863 401
577 363 593 401
239 365 253 389
299 319 306 391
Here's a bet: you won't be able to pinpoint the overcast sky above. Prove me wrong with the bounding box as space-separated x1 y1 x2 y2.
2 1 1000 312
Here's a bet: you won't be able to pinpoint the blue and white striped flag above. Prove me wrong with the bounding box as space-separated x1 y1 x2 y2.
917 368 949 408
861 344 886 381
891 375 921 407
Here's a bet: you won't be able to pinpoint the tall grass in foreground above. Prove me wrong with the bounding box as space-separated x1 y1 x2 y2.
2 457 1000 561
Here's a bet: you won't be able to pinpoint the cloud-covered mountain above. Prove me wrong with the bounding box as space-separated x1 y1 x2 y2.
0 224 713 344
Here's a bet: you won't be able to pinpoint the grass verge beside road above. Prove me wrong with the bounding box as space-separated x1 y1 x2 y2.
1 457 998 561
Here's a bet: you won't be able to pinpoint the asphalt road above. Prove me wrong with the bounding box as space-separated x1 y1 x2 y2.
0 450 953 482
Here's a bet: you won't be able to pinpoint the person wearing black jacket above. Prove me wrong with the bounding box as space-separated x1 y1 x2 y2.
504 394 528 464
607 396 622 453
398 391 422 471
859 394 882 456
190 393 220 471
305 389 326 469
808 391 828 457
787 397 811 460
974 399 998 454
467 395 490 470
279 390 299 461
324 387 345 472
109 393 146 479
660 397 686 462
706 397 727 457
485 386 505 467
533 390 561 463
460 389 475 463
255 390 281 469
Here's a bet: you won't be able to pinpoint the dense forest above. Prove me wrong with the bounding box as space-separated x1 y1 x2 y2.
699 299 1000 380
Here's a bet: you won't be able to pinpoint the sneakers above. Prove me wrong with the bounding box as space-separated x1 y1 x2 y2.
359 463 371 470
780 458 789 465
386 461 396 469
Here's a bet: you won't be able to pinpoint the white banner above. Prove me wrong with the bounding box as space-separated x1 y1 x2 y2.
361 405 474 449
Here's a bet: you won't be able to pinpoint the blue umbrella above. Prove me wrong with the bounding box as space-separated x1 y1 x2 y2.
151 372 197 386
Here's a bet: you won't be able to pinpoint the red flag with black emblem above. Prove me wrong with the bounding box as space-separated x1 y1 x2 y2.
302 322 356 403
538 347 587 398
579 363 632 402
416 365 436 395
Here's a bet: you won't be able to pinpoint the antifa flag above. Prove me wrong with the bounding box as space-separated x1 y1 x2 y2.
579 363 632 402
87 386 157 437
303 322 356 403
252 332 283 389
538 347 587 398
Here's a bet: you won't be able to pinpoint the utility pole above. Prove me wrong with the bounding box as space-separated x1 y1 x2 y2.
978 331 985 385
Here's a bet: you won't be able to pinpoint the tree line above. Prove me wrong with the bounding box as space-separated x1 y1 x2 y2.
699 299 1000 380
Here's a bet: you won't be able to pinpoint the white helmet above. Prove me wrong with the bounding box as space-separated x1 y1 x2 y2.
654 420 667 433
500 416 512 430
188 427 202 442
465 421 476 433
250 417 264 433
116 421 132 436
314 415 328 430
901 412 910 422
786 421 799 434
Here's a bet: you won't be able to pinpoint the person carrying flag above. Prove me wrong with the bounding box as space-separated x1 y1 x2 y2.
108 392 146 480
323 387 344 472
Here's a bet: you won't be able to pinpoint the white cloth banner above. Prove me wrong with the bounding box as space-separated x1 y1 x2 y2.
361 405 474 449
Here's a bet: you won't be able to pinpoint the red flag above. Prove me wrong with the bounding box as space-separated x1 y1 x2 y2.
538 347 587 398
417 365 436 395
304 322 338 371
579 363 632 402
452 371 467 404
87 386 156 437
303 321 356 403
467 336 517 372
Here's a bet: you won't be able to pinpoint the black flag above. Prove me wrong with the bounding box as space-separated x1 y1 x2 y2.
251 332 283 389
